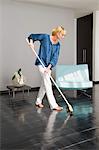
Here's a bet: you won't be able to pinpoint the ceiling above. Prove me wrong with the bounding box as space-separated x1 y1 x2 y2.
14 0 99 17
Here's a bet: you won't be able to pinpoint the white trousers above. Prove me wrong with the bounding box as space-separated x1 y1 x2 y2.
36 66 58 109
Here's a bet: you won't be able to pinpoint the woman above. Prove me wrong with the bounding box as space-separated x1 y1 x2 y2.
28 26 66 111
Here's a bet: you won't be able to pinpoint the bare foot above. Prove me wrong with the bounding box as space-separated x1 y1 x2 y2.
53 106 63 111
35 103 44 108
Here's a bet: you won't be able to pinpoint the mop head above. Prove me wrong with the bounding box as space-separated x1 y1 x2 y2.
67 104 73 116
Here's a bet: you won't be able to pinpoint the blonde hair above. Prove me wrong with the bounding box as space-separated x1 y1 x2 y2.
52 26 66 36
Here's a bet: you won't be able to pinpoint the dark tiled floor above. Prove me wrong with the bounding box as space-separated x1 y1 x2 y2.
0 84 99 150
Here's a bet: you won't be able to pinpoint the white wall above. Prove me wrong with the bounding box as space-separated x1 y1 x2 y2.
0 0 75 91
93 11 99 82
0 1 3 91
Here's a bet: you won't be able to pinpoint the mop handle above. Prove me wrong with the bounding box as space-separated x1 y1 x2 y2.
26 38 70 106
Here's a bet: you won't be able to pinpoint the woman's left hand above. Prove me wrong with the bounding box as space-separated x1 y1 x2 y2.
44 67 51 74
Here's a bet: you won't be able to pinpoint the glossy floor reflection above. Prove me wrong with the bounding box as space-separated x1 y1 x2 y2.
0 84 99 150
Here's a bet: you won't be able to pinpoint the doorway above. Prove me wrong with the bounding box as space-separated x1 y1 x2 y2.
77 13 93 80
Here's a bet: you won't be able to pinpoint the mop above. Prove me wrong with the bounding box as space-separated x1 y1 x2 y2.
26 38 73 114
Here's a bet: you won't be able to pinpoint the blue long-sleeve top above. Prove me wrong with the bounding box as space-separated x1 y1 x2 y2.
28 34 60 68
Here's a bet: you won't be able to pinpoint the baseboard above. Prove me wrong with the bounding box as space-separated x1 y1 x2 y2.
31 87 40 91
0 90 8 95
93 81 99 84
